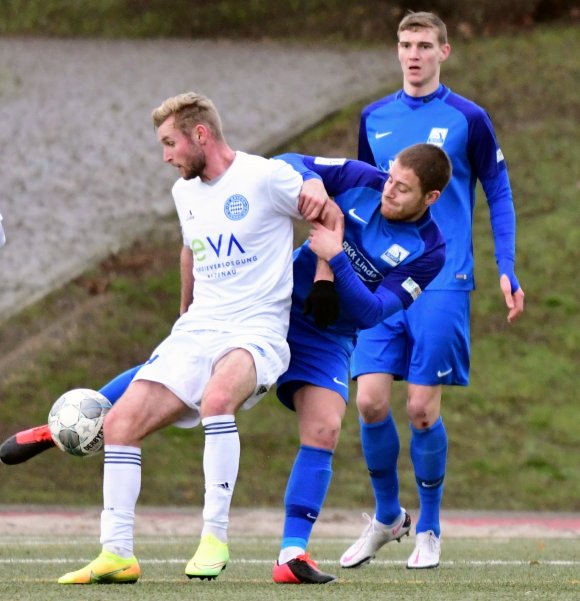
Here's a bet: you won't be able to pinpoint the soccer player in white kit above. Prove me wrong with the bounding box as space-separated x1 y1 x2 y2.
57 92 329 585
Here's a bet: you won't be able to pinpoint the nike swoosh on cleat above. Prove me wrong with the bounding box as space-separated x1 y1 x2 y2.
191 561 227 570
89 567 129 582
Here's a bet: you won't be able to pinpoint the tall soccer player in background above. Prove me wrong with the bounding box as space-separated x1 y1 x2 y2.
340 11 525 571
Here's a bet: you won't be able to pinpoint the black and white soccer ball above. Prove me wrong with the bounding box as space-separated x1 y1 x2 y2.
48 388 112 457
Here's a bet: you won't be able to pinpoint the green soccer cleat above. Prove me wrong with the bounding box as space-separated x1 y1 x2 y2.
185 534 229 580
58 550 140 584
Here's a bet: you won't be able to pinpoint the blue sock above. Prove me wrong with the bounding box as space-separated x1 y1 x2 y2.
360 412 401 525
98 365 143 404
281 445 333 550
410 417 447 537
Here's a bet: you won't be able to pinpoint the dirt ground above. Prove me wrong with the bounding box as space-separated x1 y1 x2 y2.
0 506 578 539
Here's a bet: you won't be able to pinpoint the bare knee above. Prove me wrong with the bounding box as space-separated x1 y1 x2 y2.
201 389 236 418
407 385 441 429
355 374 392 423
302 412 342 450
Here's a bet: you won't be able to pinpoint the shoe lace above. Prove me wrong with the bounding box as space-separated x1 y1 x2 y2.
360 512 376 537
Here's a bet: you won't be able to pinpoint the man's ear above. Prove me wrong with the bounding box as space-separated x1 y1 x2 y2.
193 124 208 143
425 190 441 207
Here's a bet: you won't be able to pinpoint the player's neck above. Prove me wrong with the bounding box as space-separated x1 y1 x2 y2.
201 145 236 182
403 79 441 99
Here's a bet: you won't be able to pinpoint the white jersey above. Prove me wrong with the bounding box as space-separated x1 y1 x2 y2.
172 151 302 339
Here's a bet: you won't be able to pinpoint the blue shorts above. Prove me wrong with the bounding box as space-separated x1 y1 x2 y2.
351 290 470 386
277 313 354 411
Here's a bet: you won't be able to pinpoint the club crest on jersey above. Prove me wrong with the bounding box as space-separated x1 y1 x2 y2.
381 244 410 267
426 128 448 147
224 194 249 221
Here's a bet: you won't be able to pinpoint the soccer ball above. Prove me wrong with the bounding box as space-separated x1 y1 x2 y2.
48 388 112 457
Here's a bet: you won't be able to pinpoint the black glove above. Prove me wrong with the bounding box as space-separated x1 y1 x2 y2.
303 280 340 329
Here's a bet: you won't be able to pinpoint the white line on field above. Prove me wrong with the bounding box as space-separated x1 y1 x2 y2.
0 558 578 566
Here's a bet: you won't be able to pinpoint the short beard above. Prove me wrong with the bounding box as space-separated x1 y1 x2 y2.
182 149 206 180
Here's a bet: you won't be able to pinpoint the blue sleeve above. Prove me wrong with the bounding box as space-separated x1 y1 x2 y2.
358 110 376 165
275 154 384 198
481 169 520 292
328 252 404 329
98 365 143 404
274 152 321 182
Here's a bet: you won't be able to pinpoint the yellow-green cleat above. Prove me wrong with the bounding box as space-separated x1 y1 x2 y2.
58 550 140 584
185 534 229 580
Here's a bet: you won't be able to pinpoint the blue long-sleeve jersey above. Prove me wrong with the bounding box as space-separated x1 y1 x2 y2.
277 153 445 338
359 84 518 292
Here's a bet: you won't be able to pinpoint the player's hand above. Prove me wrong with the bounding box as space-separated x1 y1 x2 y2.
308 215 344 261
304 280 340 328
500 274 525 323
298 179 330 221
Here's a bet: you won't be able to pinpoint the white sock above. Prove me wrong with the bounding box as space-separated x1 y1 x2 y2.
100 444 141 558
201 416 239 543
278 545 305 564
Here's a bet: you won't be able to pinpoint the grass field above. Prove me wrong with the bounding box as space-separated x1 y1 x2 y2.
1 534 579 601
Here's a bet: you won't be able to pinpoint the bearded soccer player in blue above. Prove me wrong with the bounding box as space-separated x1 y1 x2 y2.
0 144 451 585
339 11 525 572
270 143 450 584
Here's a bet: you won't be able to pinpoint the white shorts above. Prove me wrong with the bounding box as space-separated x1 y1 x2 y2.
132 328 290 428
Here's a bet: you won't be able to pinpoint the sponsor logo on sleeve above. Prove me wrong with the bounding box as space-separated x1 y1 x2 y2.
496 148 505 163
401 277 422 300
381 244 410 267
314 157 347 166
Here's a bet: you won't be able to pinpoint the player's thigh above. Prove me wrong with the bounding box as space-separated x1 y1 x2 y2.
351 312 409 380
277 316 352 410
105 379 189 443
406 291 470 386
203 348 257 416
202 331 290 418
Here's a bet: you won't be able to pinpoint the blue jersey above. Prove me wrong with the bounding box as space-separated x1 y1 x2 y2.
277 154 445 342
359 84 518 292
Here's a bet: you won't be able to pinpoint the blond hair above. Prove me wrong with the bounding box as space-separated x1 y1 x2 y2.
151 92 224 140
398 11 448 45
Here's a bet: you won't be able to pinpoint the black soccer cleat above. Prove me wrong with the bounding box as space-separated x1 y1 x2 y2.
0 424 56 465
273 553 337 584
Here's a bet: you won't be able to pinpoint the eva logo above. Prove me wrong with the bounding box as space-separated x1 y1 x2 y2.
224 194 249 220
426 128 449 147
191 233 245 262
381 244 410 267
